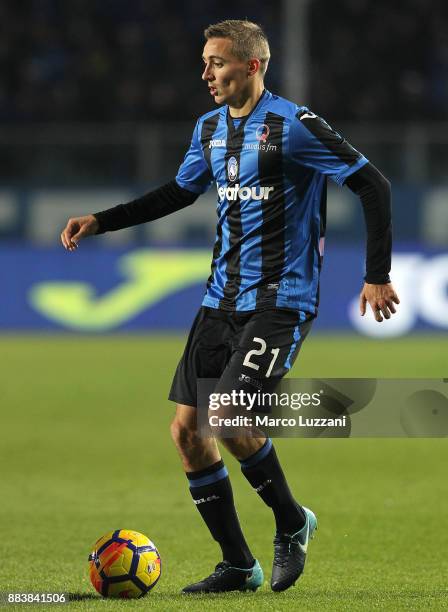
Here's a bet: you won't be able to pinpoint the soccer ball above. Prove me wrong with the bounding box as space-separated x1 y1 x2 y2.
88 529 161 598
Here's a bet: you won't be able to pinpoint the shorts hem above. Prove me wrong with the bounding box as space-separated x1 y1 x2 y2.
168 394 197 408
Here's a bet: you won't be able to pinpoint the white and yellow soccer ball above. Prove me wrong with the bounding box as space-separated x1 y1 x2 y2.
88 529 161 598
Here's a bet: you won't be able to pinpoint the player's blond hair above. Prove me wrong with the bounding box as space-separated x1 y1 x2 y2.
204 19 270 77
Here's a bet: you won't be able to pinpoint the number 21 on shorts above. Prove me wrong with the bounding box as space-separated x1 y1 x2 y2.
243 337 280 378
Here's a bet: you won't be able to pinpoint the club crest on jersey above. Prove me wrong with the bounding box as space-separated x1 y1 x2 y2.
227 156 238 182
256 124 270 142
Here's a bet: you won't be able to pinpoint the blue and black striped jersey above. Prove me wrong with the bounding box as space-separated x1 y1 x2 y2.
176 89 368 314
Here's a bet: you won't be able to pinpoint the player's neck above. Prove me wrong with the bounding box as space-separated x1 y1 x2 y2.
228 82 265 118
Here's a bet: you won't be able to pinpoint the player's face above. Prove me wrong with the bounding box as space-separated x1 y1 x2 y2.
202 38 250 106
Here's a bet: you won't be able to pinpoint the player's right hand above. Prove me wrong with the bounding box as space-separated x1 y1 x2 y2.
60 215 99 251
359 282 400 323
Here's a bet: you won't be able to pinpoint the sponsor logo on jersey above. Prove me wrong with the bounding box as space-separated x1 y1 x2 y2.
227 156 238 182
217 183 274 202
209 138 226 148
256 124 270 142
243 141 277 152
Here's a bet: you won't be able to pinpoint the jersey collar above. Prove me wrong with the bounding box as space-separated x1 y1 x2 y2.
226 89 269 138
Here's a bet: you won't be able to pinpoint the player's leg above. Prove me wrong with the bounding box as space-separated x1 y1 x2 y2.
215 308 317 591
170 403 262 592
236 436 317 592
222 436 306 533
168 307 262 593
170 403 220 471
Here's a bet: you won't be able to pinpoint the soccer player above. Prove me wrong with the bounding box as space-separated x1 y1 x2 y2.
61 20 400 593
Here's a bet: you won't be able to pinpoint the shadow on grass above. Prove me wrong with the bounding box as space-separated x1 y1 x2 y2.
66 591 279 602
67 587 448 604
68 593 102 601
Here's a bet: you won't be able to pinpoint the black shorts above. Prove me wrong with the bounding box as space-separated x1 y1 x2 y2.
168 306 314 408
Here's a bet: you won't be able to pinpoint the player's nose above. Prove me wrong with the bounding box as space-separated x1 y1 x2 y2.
202 64 214 81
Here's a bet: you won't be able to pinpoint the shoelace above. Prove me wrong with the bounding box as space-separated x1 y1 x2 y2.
273 535 300 567
203 561 231 583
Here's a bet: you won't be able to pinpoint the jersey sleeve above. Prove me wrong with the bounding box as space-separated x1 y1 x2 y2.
175 120 214 194
289 108 368 186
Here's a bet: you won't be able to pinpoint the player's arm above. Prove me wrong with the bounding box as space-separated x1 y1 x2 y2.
291 109 399 322
61 120 212 251
60 181 199 251
345 163 399 322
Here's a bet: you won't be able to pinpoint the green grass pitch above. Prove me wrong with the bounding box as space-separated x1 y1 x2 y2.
0 334 447 611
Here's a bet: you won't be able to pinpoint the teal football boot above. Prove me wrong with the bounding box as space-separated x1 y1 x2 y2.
271 506 317 592
182 558 263 593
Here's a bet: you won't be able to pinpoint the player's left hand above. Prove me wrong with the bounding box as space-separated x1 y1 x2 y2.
359 282 400 322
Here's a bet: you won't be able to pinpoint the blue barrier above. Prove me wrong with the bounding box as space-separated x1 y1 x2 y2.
1 245 447 336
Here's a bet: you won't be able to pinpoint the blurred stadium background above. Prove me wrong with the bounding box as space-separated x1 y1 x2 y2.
0 0 447 338
1 1 447 607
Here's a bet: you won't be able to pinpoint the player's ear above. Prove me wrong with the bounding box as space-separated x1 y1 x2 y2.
247 58 261 77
